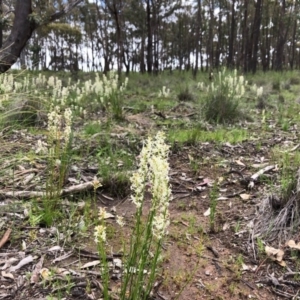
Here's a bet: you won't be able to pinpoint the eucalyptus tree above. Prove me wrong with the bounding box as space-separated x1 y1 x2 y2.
23 0 83 70
173 6 194 71
125 0 147 72
94 0 116 72
144 0 182 74
100 0 123 74
40 23 82 71
80 1 106 71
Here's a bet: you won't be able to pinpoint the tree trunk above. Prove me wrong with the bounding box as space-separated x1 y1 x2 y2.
146 0 153 74
123 49 130 75
140 36 146 73
208 0 215 69
274 0 291 71
215 7 222 69
193 0 201 79
107 1 124 76
0 0 3 49
0 0 83 73
242 0 249 73
227 0 235 68
249 0 263 73
0 0 35 73
104 56 110 74
290 18 297 69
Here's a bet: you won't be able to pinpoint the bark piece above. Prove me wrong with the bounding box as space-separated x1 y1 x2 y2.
0 228 11 249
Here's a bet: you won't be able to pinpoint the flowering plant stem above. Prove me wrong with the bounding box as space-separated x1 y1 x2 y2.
97 238 109 300
119 131 171 300
130 212 155 299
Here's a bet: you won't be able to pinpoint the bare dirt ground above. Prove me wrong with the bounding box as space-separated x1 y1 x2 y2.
1 108 300 300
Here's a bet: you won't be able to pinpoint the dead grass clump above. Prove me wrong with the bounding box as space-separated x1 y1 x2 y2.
289 77 300 85
100 171 132 198
252 168 300 244
256 97 267 110
282 80 291 91
254 79 267 87
177 87 194 102
278 94 285 104
2 97 43 127
272 80 280 91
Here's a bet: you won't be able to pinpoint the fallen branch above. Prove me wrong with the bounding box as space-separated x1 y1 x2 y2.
248 165 276 189
251 165 276 181
169 112 198 119
153 111 166 119
0 181 96 200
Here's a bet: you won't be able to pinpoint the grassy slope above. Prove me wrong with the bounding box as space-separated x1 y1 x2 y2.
1 69 300 299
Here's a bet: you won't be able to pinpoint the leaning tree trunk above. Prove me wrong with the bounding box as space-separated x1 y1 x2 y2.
0 0 3 49
0 0 35 73
0 0 83 73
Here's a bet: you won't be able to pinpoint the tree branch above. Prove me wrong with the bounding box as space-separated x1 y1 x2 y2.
45 0 84 25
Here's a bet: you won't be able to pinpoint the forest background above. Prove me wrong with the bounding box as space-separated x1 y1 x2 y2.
1 0 297 75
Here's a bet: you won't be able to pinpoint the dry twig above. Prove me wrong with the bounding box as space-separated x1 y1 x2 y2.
0 181 96 200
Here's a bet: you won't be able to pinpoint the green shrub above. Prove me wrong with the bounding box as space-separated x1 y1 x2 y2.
203 68 247 124
1 97 43 127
